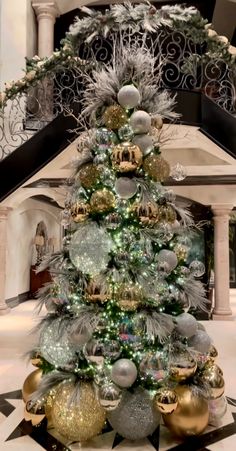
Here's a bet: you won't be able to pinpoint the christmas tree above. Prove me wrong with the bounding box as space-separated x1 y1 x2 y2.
22 4 226 445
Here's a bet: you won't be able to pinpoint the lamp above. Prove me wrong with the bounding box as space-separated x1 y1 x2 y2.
34 235 45 265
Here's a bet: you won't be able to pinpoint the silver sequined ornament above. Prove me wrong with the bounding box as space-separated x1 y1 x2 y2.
133 134 153 156
69 223 112 276
130 110 151 134
108 387 161 440
118 124 134 141
175 313 198 338
111 359 137 388
115 177 137 199
188 330 212 353
117 85 140 109
39 318 76 367
99 382 122 411
171 163 187 181
189 260 205 277
157 250 178 272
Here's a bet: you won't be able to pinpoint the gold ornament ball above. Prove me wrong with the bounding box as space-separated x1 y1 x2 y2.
90 189 115 213
202 364 225 399
151 115 163 130
169 355 197 382
209 345 218 362
79 163 100 189
112 142 143 173
117 283 142 311
22 369 42 403
153 388 178 415
51 381 106 443
159 204 177 224
30 353 42 367
70 201 90 223
174 243 189 261
163 385 209 438
133 201 159 226
103 104 128 130
24 400 45 426
143 154 170 182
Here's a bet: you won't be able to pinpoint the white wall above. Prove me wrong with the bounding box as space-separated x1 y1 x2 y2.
5 197 61 300
0 0 37 89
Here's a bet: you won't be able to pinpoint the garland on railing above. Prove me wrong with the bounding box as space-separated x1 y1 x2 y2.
0 1 235 109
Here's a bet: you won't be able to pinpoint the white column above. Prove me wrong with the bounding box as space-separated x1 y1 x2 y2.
0 207 12 315
211 204 233 320
32 1 59 58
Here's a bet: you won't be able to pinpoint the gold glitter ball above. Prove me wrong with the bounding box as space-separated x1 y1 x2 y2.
117 283 143 311
143 154 170 182
174 243 189 261
51 381 106 442
79 163 100 189
159 204 177 224
103 105 128 130
112 142 143 172
70 201 90 223
90 188 115 213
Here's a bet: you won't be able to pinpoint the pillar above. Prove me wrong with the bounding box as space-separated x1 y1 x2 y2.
211 204 233 320
0 207 12 315
32 1 59 58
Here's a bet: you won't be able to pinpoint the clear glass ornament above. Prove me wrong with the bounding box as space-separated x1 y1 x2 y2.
156 222 174 243
189 260 205 277
171 163 187 181
118 124 134 141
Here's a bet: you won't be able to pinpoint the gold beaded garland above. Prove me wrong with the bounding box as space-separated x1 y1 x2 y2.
103 105 128 130
153 388 178 415
159 204 177 224
70 201 90 223
90 189 115 213
143 154 170 182
133 201 159 226
112 142 143 172
79 163 100 189
117 283 143 311
51 381 106 442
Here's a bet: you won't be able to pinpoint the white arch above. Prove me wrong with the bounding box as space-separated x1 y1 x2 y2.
1 187 64 210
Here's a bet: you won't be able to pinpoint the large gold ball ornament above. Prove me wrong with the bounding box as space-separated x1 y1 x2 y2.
90 189 115 213
70 201 90 223
112 142 143 172
159 204 177 224
133 201 159 226
86 278 111 303
143 154 170 182
22 369 42 403
163 385 209 437
51 381 106 442
79 163 100 189
153 388 178 415
103 105 128 130
169 351 197 382
117 283 143 311
202 364 225 399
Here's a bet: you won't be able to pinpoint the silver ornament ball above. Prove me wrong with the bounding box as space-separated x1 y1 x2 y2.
189 260 205 277
108 387 161 440
99 383 122 411
132 134 153 156
188 330 212 353
157 249 178 272
111 359 137 388
39 318 76 367
117 85 140 109
115 177 137 199
175 313 198 338
130 110 151 134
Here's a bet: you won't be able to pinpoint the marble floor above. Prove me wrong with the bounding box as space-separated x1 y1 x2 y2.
1 300 236 450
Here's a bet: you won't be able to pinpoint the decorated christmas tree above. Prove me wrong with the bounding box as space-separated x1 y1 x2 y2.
22 3 227 446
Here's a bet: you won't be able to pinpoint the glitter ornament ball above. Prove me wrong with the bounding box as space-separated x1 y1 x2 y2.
188 330 212 354
90 188 115 213
133 134 153 156
69 223 112 276
108 387 161 440
51 381 106 442
171 163 187 181
112 142 143 172
163 385 209 438
157 249 178 272
117 84 141 109
118 124 134 141
39 318 76 367
143 154 170 182
117 283 143 311
174 243 189 261
111 358 138 388
103 105 128 130
130 110 151 134
70 201 90 223
153 388 178 415
175 313 198 338
79 163 100 188
115 177 137 199
22 369 42 403
159 204 177 223
99 383 122 411
189 260 205 277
